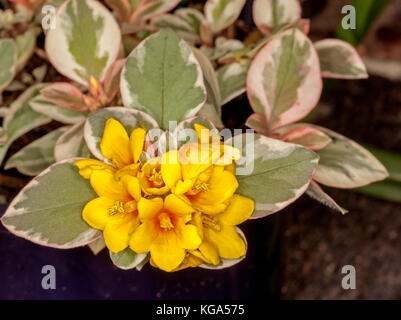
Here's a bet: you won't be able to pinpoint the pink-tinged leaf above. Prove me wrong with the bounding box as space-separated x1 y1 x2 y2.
307 181 348 215
105 0 132 22
41 82 88 111
314 39 368 79
277 125 332 150
253 0 301 35
245 113 270 135
297 18 310 35
247 28 322 130
103 58 126 102
130 0 181 24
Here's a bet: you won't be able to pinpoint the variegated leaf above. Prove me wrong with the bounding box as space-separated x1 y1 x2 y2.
104 0 132 22
314 39 368 79
0 84 51 165
152 14 201 44
84 107 159 163
0 39 17 93
173 116 216 148
121 29 206 130
103 59 126 101
306 181 348 215
110 248 148 270
54 120 91 162
247 28 322 130
5 127 68 176
245 113 269 135
192 47 223 128
1 160 101 248
204 0 246 33
274 124 332 151
175 7 206 35
15 27 40 72
200 228 247 269
228 133 319 218
253 0 301 34
136 0 181 22
45 0 121 86
30 94 88 124
217 62 249 105
40 82 88 111
88 236 106 255
312 126 389 188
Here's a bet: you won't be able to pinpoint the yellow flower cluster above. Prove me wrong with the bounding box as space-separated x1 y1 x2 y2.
75 118 254 272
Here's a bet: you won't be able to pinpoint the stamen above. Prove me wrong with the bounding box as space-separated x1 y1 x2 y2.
202 215 221 232
194 182 209 191
108 201 125 216
159 213 174 230
148 167 164 186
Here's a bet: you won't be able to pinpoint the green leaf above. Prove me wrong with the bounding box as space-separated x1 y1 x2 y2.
110 247 148 270
152 14 201 44
5 127 68 176
84 107 159 162
217 62 248 105
356 179 401 203
45 0 121 85
247 28 322 130
0 38 17 92
363 145 401 182
54 120 91 162
121 29 206 130
314 39 368 79
138 0 181 22
228 133 319 218
253 0 301 34
30 94 88 124
15 27 40 72
312 126 389 188
88 236 106 255
0 84 52 165
204 0 246 33
1 160 101 248
336 0 390 46
175 7 206 35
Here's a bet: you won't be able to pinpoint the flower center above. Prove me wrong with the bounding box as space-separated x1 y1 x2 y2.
148 167 164 187
159 212 174 230
194 182 209 191
108 201 125 216
202 215 221 232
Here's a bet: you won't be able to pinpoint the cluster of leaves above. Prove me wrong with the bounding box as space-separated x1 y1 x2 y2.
0 0 389 270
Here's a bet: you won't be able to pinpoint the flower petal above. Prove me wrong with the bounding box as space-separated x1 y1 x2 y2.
199 240 220 265
150 232 186 272
74 159 115 179
137 197 163 220
82 197 115 230
129 221 157 253
90 170 131 201
130 127 146 163
100 118 133 167
164 194 195 217
205 224 246 260
218 194 254 226
104 212 138 253
121 175 141 201
176 222 202 250
161 150 182 188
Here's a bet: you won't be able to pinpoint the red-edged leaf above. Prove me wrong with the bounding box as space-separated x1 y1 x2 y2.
41 82 88 111
277 125 332 151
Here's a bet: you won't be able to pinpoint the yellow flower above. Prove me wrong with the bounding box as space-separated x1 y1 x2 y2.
190 194 254 265
129 194 202 272
138 157 169 195
77 165 142 253
100 118 146 169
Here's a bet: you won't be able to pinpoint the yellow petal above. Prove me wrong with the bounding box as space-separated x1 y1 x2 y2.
82 197 115 230
100 118 133 167
174 178 195 194
176 222 202 250
161 150 181 188
137 197 163 220
189 201 228 215
129 220 157 253
205 224 246 260
104 212 138 253
174 254 203 271
74 159 115 179
218 194 254 226
194 123 210 144
150 232 186 272
179 143 213 180
164 194 194 217
199 240 220 265
144 186 170 196
121 175 141 201
115 163 140 180
90 169 131 201
130 127 146 164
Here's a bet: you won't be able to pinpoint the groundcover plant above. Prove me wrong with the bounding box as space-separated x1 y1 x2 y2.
0 0 388 271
